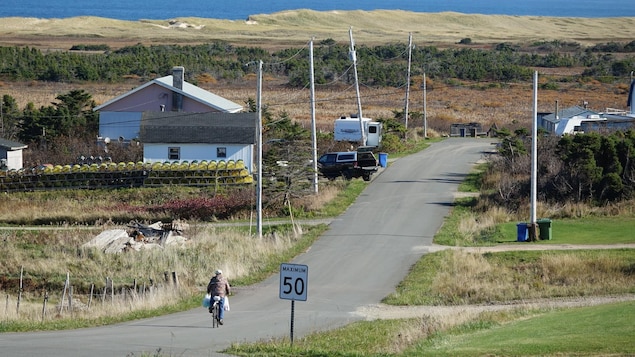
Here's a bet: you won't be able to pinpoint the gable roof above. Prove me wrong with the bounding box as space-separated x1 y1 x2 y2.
0 138 27 150
139 111 257 145
542 105 598 123
93 75 243 113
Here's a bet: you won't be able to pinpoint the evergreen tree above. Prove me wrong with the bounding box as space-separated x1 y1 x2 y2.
1 94 21 140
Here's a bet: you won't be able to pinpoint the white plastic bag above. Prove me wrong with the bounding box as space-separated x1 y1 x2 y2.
202 293 211 308
224 296 230 311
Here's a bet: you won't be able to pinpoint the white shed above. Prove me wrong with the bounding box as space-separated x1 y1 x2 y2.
0 138 27 170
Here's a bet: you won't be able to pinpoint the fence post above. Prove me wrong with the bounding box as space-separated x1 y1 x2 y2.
171 272 179 288
88 284 94 308
68 286 73 317
102 277 108 304
59 272 69 314
41 291 48 322
17 266 23 316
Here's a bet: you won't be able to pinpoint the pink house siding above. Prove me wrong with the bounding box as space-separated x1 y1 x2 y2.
94 67 243 142
98 84 221 113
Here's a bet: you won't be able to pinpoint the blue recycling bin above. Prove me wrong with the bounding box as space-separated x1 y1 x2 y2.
379 152 388 168
516 222 528 242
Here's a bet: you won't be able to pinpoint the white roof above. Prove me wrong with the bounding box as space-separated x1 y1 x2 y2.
94 75 243 113
555 115 606 135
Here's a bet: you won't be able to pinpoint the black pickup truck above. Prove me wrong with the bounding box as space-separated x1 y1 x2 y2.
317 150 379 181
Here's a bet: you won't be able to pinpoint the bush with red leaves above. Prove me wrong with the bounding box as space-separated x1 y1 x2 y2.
149 189 254 220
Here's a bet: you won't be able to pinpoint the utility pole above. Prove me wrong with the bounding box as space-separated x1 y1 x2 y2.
423 71 427 138
404 32 412 130
256 60 263 239
309 38 318 194
529 71 538 241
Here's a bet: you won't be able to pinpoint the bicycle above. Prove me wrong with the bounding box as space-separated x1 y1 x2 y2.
209 295 221 328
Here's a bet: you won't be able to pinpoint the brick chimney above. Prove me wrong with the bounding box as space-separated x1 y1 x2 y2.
172 66 184 111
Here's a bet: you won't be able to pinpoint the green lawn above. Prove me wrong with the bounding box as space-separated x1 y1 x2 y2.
226 301 635 356
499 216 635 244
414 300 635 356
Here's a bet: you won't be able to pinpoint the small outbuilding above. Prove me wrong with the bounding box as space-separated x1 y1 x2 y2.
0 138 28 170
450 122 485 137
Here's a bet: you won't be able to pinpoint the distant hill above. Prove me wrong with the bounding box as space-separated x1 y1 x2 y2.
1 10 634 50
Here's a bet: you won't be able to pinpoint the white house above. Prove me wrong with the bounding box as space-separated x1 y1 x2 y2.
93 66 243 143
539 105 599 134
540 81 635 135
138 111 257 172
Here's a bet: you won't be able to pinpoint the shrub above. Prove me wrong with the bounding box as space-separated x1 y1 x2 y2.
149 189 253 220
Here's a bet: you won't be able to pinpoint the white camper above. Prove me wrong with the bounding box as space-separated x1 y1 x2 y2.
334 116 382 147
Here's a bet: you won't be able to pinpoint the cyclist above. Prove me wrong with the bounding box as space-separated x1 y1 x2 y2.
206 269 231 325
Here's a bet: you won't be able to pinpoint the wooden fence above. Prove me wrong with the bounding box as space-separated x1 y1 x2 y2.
6 267 183 322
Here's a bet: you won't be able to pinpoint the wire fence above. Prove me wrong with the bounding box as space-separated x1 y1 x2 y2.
4 269 184 323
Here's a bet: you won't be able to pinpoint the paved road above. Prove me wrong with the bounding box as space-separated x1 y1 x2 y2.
0 138 496 357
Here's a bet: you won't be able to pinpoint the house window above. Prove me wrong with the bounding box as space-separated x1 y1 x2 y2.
217 147 227 158
168 147 180 160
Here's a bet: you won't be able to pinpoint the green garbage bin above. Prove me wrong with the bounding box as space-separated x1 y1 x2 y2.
537 218 552 240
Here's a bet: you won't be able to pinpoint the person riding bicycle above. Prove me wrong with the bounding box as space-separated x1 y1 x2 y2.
206 269 231 325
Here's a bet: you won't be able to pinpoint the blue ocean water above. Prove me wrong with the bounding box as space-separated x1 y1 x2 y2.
1 0 633 20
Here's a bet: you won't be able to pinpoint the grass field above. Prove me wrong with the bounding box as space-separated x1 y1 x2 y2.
419 301 635 356
499 216 635 244
225 300 635 356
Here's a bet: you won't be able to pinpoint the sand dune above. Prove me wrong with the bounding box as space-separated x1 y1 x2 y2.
1 10 633 49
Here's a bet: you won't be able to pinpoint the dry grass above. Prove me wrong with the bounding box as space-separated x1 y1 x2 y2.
293 182 343 211
0 224 309 324
2 284 187 323
431 249 635 304
457 206 511 241
0 75 628 138
1 225 303 287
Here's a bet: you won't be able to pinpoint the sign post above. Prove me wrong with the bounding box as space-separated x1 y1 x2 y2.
279 263 308 345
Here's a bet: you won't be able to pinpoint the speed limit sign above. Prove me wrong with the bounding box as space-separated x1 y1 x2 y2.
279 263 308 301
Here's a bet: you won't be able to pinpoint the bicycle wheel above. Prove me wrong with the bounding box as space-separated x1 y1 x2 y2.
211 302 219 328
